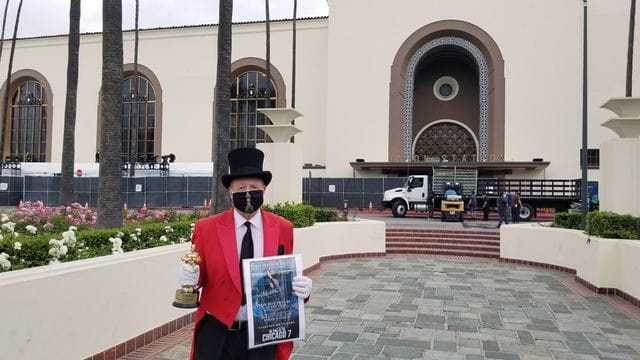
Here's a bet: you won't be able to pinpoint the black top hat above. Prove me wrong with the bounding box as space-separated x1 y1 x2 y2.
221 147 272 188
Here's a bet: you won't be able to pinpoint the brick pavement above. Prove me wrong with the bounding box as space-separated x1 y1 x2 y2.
140 256 640 360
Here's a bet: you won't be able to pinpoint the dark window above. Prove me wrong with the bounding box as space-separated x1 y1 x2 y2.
10 80 48 162
230 71 277 149
122 76 156 161
580 148 599 169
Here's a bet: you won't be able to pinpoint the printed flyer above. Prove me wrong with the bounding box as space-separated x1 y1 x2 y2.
242 254 305 348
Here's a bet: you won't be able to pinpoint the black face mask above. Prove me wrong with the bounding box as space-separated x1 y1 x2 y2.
232 190 264 214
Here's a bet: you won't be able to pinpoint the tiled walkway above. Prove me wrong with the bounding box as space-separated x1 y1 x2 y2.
134 256 640 360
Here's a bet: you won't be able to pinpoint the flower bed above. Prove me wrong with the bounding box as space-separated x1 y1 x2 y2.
0 202 338 272
0 201 203 272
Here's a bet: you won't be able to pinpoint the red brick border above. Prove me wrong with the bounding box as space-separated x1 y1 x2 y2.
85 312 196 360
499 257 576 274
500 257 640 309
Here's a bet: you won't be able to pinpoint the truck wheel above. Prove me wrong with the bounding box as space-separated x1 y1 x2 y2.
519 203 534 221
391 200 407 218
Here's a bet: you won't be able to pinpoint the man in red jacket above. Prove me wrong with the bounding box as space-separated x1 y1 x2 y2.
179 147 312 360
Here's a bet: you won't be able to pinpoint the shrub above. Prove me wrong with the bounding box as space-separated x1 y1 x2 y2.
585 211 640 239
0 221 194 272
554 212 581 230
265 202 316 228
314 208 338 222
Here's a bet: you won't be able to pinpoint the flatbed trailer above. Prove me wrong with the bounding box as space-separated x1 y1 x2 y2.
476 178 581 220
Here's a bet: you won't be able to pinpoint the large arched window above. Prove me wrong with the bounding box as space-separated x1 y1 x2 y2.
230 71 277 149
122 76 156 161
9 80 48 162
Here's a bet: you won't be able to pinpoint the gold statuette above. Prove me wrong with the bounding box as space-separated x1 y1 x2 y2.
172 244 201 309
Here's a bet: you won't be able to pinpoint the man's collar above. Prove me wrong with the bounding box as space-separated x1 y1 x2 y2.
233 208 263 230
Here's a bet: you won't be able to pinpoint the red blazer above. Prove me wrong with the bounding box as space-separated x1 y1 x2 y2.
189 208 294 360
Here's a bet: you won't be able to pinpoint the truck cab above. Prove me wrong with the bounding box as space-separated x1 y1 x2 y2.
382 175 430 217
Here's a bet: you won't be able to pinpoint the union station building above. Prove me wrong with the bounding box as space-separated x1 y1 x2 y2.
0 0 634 196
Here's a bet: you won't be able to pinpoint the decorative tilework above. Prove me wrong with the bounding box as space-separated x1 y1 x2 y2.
403 37 489 162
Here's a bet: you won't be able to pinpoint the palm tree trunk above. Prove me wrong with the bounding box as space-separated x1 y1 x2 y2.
97 0 124 228
291 0 297 108
0 0 22 162
211 0 233 214
60 0 81 206
129 0 139 176
0 0 10 77
265 0 271 109
627 0 637 97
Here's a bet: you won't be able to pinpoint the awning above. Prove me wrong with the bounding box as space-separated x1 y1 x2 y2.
349 161 550 175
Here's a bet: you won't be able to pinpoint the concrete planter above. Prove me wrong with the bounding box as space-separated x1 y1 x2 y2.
0 219 385 360
501 223 640 301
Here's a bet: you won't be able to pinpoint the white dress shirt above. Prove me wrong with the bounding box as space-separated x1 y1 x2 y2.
233 208 264 321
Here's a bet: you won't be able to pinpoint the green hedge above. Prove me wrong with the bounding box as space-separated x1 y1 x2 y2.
314 208 338 222
554 212 582 230
262 203 340 228
264 203 316 228
585 211 640 239
0 221 193 271
554 211 640 239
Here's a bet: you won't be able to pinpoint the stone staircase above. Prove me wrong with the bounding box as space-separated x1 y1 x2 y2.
385 227 500 258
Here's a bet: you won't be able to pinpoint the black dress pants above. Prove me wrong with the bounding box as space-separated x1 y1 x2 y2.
194 313 276 360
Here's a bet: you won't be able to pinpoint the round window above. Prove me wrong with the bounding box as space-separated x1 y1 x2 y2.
433 76 459 101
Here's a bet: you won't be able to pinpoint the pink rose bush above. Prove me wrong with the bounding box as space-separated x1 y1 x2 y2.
0 202 204 272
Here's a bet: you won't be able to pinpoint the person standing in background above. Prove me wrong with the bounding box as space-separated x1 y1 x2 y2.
482 195 490 221
512 192 521 223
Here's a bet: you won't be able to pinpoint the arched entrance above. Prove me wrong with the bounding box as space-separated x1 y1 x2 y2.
413 120 478 161
388 20 504 163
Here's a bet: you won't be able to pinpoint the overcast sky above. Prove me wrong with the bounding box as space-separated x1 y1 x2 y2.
2 0 329 38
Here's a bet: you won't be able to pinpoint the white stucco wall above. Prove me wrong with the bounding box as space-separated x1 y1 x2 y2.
501 224 640 300
324 0 634 177
295 218 386 269
1 1 637 182
0 18 328 168
619 240 640 299
600 138 640 216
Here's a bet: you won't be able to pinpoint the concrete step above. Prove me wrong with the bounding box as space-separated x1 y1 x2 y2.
386 248 499 258
386 228 500 236
385 233 500 241
385 227 500 258
385 243 500 252
386 237 500 246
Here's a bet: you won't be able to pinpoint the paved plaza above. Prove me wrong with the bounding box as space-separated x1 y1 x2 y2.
148 256 640 360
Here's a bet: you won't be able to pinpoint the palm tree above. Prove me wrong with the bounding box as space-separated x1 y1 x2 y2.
264 0 271 108
0 1 10 81
129 0 139 176
211 0 233 214
97 0 124 228
60 0 81 205
627 0 637 96
0 0 9 161
0 0 23 162
291 0 297 108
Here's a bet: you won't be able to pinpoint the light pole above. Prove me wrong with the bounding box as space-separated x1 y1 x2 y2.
580 0 589 229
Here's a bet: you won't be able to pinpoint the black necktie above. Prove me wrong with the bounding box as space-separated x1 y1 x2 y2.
240 221 254 305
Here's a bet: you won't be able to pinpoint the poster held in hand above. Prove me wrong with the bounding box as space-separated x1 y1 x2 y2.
243 254 305 348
